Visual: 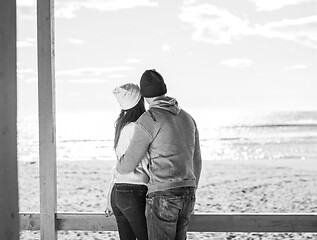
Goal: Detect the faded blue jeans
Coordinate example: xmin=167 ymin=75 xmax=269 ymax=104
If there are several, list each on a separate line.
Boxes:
xmin=111 ymin=183 xmax=148 ymax=240
xmin=145 ymin=187 xmax=196 ymax=240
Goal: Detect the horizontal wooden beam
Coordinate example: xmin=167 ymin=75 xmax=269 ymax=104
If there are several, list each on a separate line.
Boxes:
xmin=20 ymin=212 xmax=317 ymax=232
xmin=20 ymin=213 xmax=40 ymax=231
xmin=58 ymin=213 xmax=118 ymax=231
xmin=189 ymin=213 xmax=317 ymax=232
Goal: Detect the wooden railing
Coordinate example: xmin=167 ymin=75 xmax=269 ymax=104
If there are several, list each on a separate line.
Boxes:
xmin=20 ymin=212 xmax=317 ymax=232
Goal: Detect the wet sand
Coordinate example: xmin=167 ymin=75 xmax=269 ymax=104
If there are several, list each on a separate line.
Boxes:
xmin=19 ymin=159 xmax=317 ymax=239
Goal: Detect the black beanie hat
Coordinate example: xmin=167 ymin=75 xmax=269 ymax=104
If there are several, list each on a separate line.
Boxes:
xmin=140 ymin=69 xmax=167 ymax=98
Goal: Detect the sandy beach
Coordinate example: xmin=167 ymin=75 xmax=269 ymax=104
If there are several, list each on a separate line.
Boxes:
xmin=19 ymin=159 xmax=317 ymax=239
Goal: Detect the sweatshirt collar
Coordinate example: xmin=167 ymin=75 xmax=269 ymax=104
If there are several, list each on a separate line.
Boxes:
xmin=149 ymin=96 xmax=181 ymax=115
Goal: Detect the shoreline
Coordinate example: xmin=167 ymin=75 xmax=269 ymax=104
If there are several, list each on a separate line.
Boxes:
xmin=210 ymin=158 xmax=317 ymax=172
xmin=19 ymin=157 xmax=317 ymax=168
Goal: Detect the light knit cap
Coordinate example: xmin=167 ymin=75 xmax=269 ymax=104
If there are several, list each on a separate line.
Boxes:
xmin=113 ymin=83 xmax=141 ymax=110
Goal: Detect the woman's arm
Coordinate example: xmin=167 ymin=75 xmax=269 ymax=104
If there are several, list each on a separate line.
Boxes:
xmin=105 ymin=166 xmax=117 ymax=217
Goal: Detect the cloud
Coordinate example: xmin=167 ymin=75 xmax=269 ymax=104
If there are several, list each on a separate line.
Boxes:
xmin=25 ymin=78 xmax=38 ymax=83
xmin=68 ymin=91 xmax=81 ymax=96
xmin=56 ymin=66 xmax=135 ymax=77
xmin=55 ymin=0 xmax=158 ymax=19
xmin=284 ymin=64 xmax=307 ymax=70
xmin=68 ymin=78 xmax=107 ymax=84
xmin=17 ymin=0 xmax=158 ymax=19
xmin=17 ymin=38 xmax=36 ymax=48
xmin=18 ymin=66 xmax=134 ymax=83
xmin=56 ymin=66 xmax=135 ymax=83
xmin=126 ymin=58 xmax=141 ymax=63
xmin=255 ymin=15 xmax=317 ymax=49
xmin=17 ymin=41 xmax=34 ymax=48
xmin=77 ymin=0 xmax=158 ymax=11
xmin=67 ymin=38 xmax=85 ymax=45
xmin=17 ymin=68 xmax=36 ymax=83
xmin=220 ymin=58 xmax=253 ymax=68
xmin=108 ymin=74 xmax=125 ymax=78
xmin=56 ymin=4 xmax=80 ymax=19
xmin=161 ymin=43 xmax=170 ymax=51
xmin=248 ymin=0 xmax=314 ymax=11
xmin=179 ymin=4 xmax=251 ymax=44
xmin=179 ymin=3 xmax=317 ymax=49
xmin=17 ymin=0 xmax=36 ymax=19
xmin=17 ymin=0 xmax=35 ymax=7
xmin=18 ymin=68 xmax=35 ymax=74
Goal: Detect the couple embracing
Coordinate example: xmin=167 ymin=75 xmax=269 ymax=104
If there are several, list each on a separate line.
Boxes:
xmin=105 ymin=69 xmax=202 ymax=240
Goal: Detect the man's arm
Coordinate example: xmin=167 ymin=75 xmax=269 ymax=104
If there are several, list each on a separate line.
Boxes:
xmin=193 ymin=125 xmax=202 ymax=188
xmin=116 ymin=123 xmax=152 ymax=174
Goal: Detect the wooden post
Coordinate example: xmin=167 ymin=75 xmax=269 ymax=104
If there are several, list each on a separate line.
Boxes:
xmin=37 ymin=0 xmax=57 ymax=239
xmin=0 ymin=0 xmax=19 ymax=239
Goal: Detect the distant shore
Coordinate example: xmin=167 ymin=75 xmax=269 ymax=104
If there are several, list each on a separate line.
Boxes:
xmin=19 ymin=159 xmax=317 ymax=239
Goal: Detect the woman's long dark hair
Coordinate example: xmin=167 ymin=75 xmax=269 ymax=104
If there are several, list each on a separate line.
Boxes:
xmin=114 ymin=97 xmax=146 ymax=149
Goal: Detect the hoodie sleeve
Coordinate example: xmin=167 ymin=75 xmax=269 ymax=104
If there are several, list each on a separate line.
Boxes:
xmin=116 ymin=122 xmax=152 ymax=174
xmin=193 ymin=121 xmax=202 ymax=188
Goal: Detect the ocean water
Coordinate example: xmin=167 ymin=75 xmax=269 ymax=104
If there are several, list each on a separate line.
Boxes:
xmin=17 ymin=111 xmax=317 ymax=162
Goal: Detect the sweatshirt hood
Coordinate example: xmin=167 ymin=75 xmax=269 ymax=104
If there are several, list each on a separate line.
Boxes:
xmin=149 ymin=96 xmax=181 ymax=115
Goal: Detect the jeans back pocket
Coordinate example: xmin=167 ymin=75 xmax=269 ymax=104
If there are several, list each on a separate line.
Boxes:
xmin=155 ymin=196 xmax=182 ymax=223
xmin=115 ymin=189 xmax=133 ymax=211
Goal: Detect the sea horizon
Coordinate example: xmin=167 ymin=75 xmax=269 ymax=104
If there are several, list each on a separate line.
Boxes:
xmin=17 ymin=110 xmax=317 ymax=163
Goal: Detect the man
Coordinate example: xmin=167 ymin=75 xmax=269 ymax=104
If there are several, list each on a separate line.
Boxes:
xmin=116 ymin=69 xmax=202 ymax=240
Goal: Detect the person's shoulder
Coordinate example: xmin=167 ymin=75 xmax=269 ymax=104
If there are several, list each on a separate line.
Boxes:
xmin=179 ymin=108 xmax=194 ymax=118
xmin=124 ymin=122 xmax=136 ymax=129
xmin=179 ymin=109 xmax=198 ymax=125
xmin=136 ymin=111 xmax=158 ymax=135
xmin=121 ymin=122 xmax=136 ymax=135
xmin=137 ymin=111 xmax=155 ymax=124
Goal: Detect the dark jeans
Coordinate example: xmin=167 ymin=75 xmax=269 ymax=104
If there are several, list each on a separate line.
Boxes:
xmin=111 ymin=183 xmax=149 ymax=240
xmin=146 ymin=187 xmax=196 ymax=240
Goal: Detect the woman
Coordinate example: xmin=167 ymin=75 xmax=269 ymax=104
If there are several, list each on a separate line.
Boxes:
xmin=105 ymin=83 xmax=149 ymax=240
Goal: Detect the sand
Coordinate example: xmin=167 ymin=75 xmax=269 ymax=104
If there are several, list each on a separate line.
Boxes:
xmin=19 ymin=159 xmax=317 ymax=239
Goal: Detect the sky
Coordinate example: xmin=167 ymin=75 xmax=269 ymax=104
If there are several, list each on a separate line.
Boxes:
xmin=17 ymin=0 xmax=317 ymax=117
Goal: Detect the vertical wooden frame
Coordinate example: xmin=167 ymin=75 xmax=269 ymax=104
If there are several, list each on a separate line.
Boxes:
xmin=37 ymin=0 xmax=57 ymax=239
xmin=0 ymin=0 xmax=19 ymax=239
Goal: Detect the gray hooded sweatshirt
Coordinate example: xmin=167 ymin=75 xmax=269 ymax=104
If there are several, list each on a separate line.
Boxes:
xmin=116 ymin=96 xmax=202 ymax=193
